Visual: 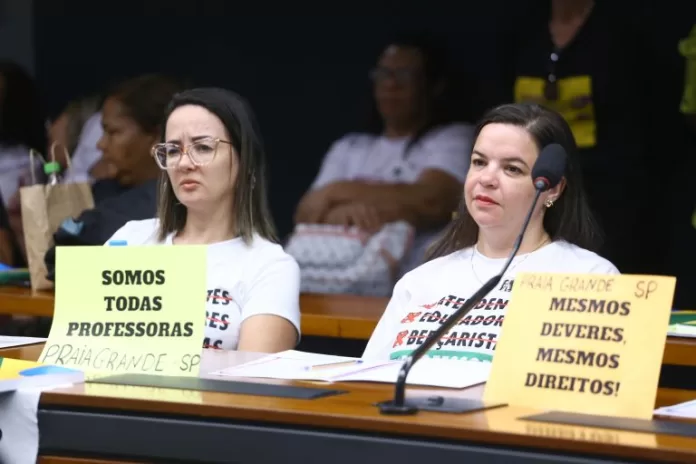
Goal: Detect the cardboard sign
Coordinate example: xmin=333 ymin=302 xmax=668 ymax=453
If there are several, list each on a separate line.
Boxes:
xmin=484 ymin=273 xmax=676 ymax=420
xmin=39 ymin=245 xmax=207 ymax=377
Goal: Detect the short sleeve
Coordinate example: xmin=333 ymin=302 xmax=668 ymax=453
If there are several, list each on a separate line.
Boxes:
xmin=103 ymin=219 xmax=159 ymax=245
xmin=418 ymin=124 xmax=475 ymax=183
xmin=362 ymin=276 xmax=410 ymax=360
xmin=240 ymin=253 xmax=302 ymax=339
xmin=588 ymin=259 xmax=621 ymax=275
xmin=310 ymin=135 xmax=358 ymax=189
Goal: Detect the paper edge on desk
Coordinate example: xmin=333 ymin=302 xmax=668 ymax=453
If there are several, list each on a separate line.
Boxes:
xmin=0 ymin=336 xmax=47 ymax=349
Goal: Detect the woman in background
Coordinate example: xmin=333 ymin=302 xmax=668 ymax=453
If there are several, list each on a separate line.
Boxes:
xmin=362 ymin=103 xmax=617 ymax=362
xmin=0 ymin=60 xmax=45 ymax=208
xmin=107 ymin=88 xmax=300 ymax=352
xmin=294 ymin=32 xmax=474 ymax=276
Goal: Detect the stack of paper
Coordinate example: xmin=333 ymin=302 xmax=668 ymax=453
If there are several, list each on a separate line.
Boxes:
xmin=210 ymin=350 xmax=491 ymax=389
xmin=0 ymin=336 xmax=46 ymax=350
xmin=654 ymin=399 xmax=696 ymax=419
xmin=667 ymin=311 xmax=696 ymax=338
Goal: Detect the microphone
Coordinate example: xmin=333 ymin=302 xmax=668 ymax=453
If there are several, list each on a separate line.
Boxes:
xmin=378 ymin=143 xmax=567 ymax=415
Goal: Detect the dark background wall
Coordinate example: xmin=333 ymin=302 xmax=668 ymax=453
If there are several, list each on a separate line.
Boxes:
xmin=31 ymin=2 xmax=508 ymax=239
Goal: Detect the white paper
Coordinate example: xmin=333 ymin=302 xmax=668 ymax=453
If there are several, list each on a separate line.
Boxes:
xmin=0 ymin=336 xmax=46 ymax=350
xmin=332 ymin=358 xmax=491 ymax=389
xmin=654 ymin=399 xmax=696 ymax=418
xmin=212 ymin=350 xmax=491 ymax=389
xmin=0 ymin=388 xmax=41 ymax=464
xmin=667 ymin=325 xmax=696 ymax=338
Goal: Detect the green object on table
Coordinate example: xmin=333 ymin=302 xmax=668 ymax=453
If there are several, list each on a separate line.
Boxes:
xmin=668 ymin=310 xmax=696 ymax=336
xmin=0 ymin=268 xmax=31 ymax=285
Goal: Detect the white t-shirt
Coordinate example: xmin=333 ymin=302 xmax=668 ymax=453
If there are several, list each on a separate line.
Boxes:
xmin=310 ymin=123 xmax=474 ymax=274
xmin=0 ymin=144 xmax=33 ymax=207
xmin=106 ymin=219 xmax=301 ymax=351
xmin=362 ymin=241 xmax=619 ymax=362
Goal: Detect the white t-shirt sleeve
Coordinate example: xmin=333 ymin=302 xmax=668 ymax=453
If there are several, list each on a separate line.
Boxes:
xmin=310 ymin=135 xmax=358 ymax=189
xmin=103 ymin=219 xmax=159 ymax=245
xmin=240 ymin=253 xmax=302 ymax=340
xmin=418 ymin=124 xmax=474 ymax=183
xmin=362 ymin=276 xmax=410 ymax=360
xmin=588 ymin=259 xmax=621 ymax=275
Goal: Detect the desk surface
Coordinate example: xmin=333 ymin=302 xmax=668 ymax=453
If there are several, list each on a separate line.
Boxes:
xmin=0 ymin=287 xmax=386 ymax=340
xmin=9 ymin=344 xmax=696 ymax=463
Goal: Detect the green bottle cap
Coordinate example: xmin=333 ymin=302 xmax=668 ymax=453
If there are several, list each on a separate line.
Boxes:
xmin=44 ymin=161 xmax=61 ymax=175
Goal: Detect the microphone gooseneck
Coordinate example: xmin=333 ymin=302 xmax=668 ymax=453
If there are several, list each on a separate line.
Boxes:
xmin=378 ymin=144 xmax=567 ymax=415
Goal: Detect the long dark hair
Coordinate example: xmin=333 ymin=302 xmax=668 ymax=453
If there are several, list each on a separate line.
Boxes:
xmin=427 ymin=103 xmax=602 ymax=260
xmin=157 ymin=87 xmax=277 ymax=244
xmin=363 ymin=31 xmax=458 ymax=154
xmin=0 ymin=61 xmax=45 ymax=152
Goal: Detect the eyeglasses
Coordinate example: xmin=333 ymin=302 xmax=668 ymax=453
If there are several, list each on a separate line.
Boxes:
xmin=151 ymin=137 xmax=232 ymax=169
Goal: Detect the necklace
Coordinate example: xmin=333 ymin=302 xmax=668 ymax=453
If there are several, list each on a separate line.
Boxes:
xmin=470 ymin=236 xmax=551 ymax=284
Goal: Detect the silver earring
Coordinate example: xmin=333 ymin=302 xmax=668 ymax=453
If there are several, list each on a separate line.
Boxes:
xmin=544 ymin=198 xmax=555 ymax=208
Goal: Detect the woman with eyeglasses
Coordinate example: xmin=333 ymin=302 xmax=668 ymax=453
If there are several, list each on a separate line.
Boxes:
xmin=106 ymin=88 xmax=300 ymax=352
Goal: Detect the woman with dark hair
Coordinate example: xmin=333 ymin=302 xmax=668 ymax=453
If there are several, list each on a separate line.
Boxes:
xmin=294 ymin=32 xmax=474 ymax=276
xmin=0 ymin=60 xmax=45 ymax=208
xmin=362 ymin=103 xmax=617 ymax=362
xmin=106 ymin=88 xmax=300 ymax=352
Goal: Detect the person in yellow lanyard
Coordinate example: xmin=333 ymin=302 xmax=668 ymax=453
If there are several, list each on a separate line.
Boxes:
xmin=679 ymin=25 xmax=696 ymax=229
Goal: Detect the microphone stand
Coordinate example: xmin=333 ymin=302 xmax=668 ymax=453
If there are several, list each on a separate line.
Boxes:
xmin=378 ymin=187 xmax=545 ymax=415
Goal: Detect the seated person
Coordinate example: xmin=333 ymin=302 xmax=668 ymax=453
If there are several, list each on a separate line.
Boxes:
xmin=362 ymin=103 xmax=618 ymax=361
xmin=294 ymin=32 xmax=474 ymax=275
xmin=0 ymin=191 xmax=14 ymax=266
xmin=44 ymin=74 xmax=184 ymax=280
xmin=0 ymin=60 xmax=46 ymax=208
xmin=106 ymin=87 xmax=300 ymax=353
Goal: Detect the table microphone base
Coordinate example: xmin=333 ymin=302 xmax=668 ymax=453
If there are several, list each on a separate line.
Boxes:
xmin=377 ymin=395 xmax=506 ymax=415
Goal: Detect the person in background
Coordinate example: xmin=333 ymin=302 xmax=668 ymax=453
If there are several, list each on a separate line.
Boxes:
xmin=362 ymin=103 xmax=617 ymax=362
xmin=6 ymin=95 xmax=104 ymax=260
xmin=50 ymin=95 xmax=104 ymax=184
xmin=294 ymin=32 xmax=474 ymax=275
xmin=0 ymin=192 xmax=14 ymax=266
xmin=0 ymin=61 xmax=46 ymax=208
xmin=44 ymin=74 xmax=184 ymax=280
xmin=107 ymin=88 xmax=300 ymax=352
xmin=488 ymin=0 xmax=669 ymax=277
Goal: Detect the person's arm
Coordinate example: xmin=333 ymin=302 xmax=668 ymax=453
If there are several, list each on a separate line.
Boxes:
xmin=237 ymin=255 xmax=301 ymax=353
xmin=320 ymin=125 xmax=472 ymax=230
xmin=294 ymin=136 xmax=354 ymax=224
xmin=322 ymin=169 xmax=462 ymax=230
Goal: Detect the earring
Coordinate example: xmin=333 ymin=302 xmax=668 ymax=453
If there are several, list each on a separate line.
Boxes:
xmin=544 ymin=198 xmax=555 ymax=208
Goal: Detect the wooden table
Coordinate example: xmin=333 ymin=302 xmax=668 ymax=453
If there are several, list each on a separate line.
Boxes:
xmin=0 ymin=287 xmax=386 ymax=340
xmin=4 ymin=344 xmax=696 ymax=463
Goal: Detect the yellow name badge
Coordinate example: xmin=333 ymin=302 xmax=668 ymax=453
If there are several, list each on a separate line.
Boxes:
xmin=39 ymin=245 xmax=207 ymax=377
xmin=484 ymin=273 xmax=676 ymax=420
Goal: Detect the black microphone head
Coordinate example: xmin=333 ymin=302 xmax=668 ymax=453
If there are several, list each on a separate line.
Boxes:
xmin=532 ymin=143 xmax=567 ymax=191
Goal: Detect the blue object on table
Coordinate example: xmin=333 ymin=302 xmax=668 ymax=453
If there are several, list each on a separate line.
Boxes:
xmin=60 ymin=217 xmax=84 ymax=235
xmin=108 ymin=240 xmax=128 ymax=246
xmin=0 ymin=263 xmax=13 ymax=271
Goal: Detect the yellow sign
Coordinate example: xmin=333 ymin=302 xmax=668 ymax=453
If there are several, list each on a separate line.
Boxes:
xmin=484 ymin=273 xmax=676 ymax=420
xmin=39 ymin=245 xmax=207 ymax=377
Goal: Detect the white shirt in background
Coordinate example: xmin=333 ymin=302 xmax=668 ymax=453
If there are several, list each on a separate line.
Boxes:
xmin=362 ymin=241 xmax=619 ymax=362
xmin=310 ymin=123 xmax=475 ymax=275
xmin=0 ymin=145 xmax=33 ymax=207
xmin=106 ymin=219 xmax=302 ymax=350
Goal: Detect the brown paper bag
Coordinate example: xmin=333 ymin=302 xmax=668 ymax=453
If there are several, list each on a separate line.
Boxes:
xmin=20 ymin=145 xmax=95 ymax=290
